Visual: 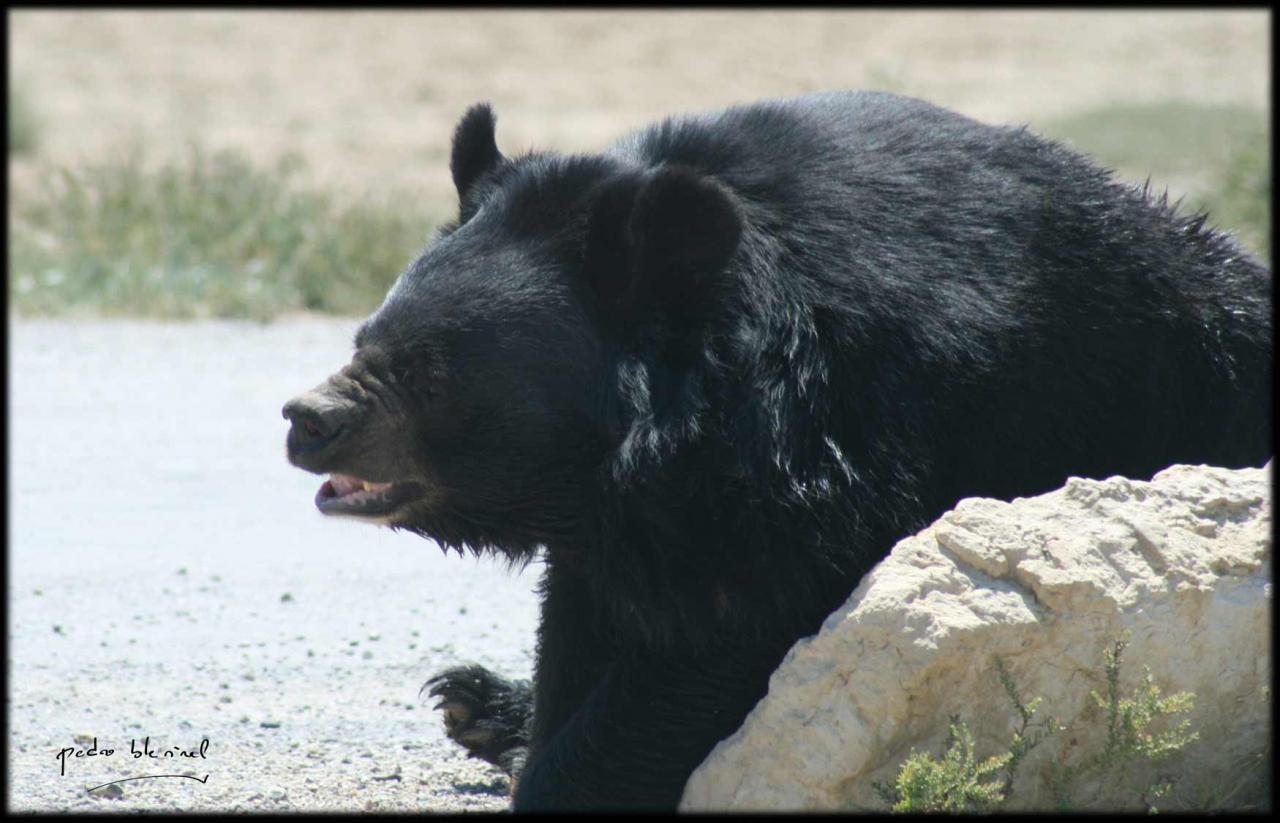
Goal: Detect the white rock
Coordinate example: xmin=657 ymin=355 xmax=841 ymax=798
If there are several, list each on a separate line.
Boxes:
xmin=681 ymin=463 xmax=1271 ymax=812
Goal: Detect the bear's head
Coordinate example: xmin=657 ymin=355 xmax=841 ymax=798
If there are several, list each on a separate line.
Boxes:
xmin=283 ymin=103 xmax=744 ymax=559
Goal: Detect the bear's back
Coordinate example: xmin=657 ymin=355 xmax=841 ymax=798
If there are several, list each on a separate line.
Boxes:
xmin=609 ymin=90 xmax=1057 ymax=208
xmin=611 ymin=90 xmax=1270 ymax=499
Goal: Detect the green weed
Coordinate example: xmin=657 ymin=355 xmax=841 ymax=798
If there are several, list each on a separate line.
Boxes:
xmin=1041 ymin=101 xmax=1270 ymax=261
xmin=873 ymin=718 xmax=1011 ymax=812
xmin=876 ymin=636 xmax=1200 ymax=813
xmin=1049 ymin=636 xmax=1199 ymax=812
xmin=8 ymin=80 xmax=39 ymax=155
xmin=9 ymin=147 xmax=441 ymax=320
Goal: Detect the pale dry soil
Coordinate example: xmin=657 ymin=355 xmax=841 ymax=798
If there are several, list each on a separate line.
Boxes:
xmin=9 ymin=10 xmax=1269 ymax=206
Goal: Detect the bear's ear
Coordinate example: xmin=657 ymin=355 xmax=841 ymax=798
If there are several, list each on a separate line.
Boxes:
xmin=450 ymin=103 xmax=504 ymax=201
xmin=584 ymin=165 xmax=743 ymax=332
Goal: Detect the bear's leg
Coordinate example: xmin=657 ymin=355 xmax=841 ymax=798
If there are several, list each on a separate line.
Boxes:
xmin=425 ymin=564 xmax=616 ymax=783
xmin=526 ymin=560 xmax=616 ymax=749
xmin=423 ymin=664 xmax=532 ymax=775
xmin=512 ymin=642 xmax=790 ymax=811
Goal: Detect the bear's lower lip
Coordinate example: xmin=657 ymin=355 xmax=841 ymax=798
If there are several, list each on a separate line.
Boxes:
xmin=315 ymin=473 xmax=424 ymax=518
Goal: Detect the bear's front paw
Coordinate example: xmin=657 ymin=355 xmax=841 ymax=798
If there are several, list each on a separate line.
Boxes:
xmin=423 ymin=664 xmax=531 ymax=775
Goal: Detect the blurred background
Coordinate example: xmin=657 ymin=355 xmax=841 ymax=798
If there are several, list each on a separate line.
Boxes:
xmin=7 ymin=9 xmax=1270 ymax=813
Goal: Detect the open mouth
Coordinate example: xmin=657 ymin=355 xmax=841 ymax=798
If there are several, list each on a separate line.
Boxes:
xmin=315 ymin=473 xmax=424 ymax=519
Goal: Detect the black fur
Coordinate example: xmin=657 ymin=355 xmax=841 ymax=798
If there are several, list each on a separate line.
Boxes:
xmin=450 ymin=102 xmax=504 ymax=206
xmin=583 ymin=165 xmax=743 ymax=336
xmin=340 ymin=92 xmax=1269 ymax=810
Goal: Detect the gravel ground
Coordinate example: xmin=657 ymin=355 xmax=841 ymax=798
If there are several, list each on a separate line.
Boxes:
xmin=8 ymin=318 xmax=540 ymax=812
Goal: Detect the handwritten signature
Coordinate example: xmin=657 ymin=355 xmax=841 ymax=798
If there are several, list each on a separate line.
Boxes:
xmin=57 ymin=737 xmax=211 ymax=786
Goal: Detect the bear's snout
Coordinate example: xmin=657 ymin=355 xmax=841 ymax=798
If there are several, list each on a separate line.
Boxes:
xmin=282 ymin=391 xmax=349 ymax=467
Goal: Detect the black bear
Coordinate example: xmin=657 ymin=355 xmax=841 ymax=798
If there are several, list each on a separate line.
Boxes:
xmin=283 ymin=91 xmax=1271 ymax=811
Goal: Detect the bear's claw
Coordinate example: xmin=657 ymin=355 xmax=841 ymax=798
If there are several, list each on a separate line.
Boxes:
xmin=424 ymin=664 xmax=532 ymax=775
